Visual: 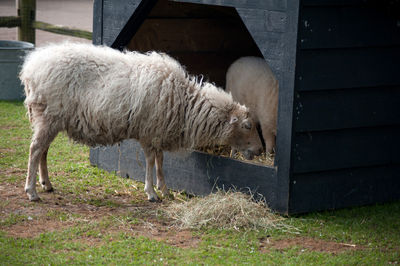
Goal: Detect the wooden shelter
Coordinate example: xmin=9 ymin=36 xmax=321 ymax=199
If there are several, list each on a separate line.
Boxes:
xmin=90 ymin=0 xmax=400 ymax=214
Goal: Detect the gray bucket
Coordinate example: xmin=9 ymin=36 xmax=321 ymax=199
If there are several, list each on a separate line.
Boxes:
xmin=0 ymin=40 xmax=34 ymax=100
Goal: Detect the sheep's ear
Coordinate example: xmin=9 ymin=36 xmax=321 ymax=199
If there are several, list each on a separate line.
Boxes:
xmin=229 ymin=115 xmax=238 ymax=124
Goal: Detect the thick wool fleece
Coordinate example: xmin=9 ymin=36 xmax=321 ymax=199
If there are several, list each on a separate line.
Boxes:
xmin=21 ymin=42 xmax=246 ymax=151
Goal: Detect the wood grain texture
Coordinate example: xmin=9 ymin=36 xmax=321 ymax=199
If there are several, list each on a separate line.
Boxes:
xmin=93 ymin=0 xmax=103 ymax=45
xmin=299 ymin=6 xmax=400 ymax=49
xmin=296 ymin=47 xmax=400 ymax=91
xmin=102 ymin=0 xmax=141 ymax=46
xmin=294 ymin=86 xmax=400 ymax=132
xmin=290 ymin=164 xmax=400 ymax=213
xmin=293 ymin=126 xmax=400 ymax=173
xmin=171 ymin=0 xmax=287 ymax=11
xmin=149 ymin=0 xmax=237 ymax=18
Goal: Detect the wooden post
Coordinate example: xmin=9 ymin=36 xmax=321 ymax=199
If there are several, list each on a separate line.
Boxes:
xmin=32 ymin=21 xmax=92 ymax=40
xmin=17 ymin=0 xmax=36 ymax=44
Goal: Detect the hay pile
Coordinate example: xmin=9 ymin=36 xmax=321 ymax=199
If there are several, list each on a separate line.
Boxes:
xmin=165 ymin=190 xmax=291 ymax=232
xmin=231 ymin=150 xmax=274 ymax=166
xmin=197 ymin=145 xmax=274 ymax=166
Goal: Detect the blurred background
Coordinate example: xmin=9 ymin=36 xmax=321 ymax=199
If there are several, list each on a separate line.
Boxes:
xmin=0 ymin=0 xmax=92 ymax=46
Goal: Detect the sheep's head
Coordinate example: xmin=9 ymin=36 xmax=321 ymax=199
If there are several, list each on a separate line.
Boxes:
xmin=228 ymin=106 xmax=263 ymax=160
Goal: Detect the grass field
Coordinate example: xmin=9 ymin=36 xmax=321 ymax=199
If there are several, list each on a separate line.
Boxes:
xmin=1 ymin=101 xmax=399 ymax=265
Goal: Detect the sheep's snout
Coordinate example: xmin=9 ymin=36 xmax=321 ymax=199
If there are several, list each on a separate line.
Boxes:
xmin=243 ymin=150 xmax=255 ymax=160
xmin=255 ymin=147 xmax=263 ymax=156
xmin=242 ymin=147 xmax=263 ymax=160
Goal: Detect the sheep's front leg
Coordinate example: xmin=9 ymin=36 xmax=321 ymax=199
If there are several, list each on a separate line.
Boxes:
xmin=155 ymin=150 xmax=171 ymax=199
xmin=142 ymin=147 xmax=159 ymax=202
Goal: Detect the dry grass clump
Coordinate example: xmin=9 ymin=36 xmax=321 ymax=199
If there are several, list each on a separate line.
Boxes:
xmin=231 ymin=150 xmax=274 ymax=166
xmin=165 ymin=190 xmax=293 ymax=232
xmin=197 ymin=145 xmax=274 ymax=166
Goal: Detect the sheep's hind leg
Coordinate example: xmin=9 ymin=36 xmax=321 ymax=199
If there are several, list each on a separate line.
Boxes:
xmin=155 ymin=150 xmax=172 ymax=199
xmin=39 ymin=147 xmax=53 ymax=192
xmin=142 ymin=146 xmax=160 ymax=202
xmin=25 ymin=125 xmax=57 ymax=201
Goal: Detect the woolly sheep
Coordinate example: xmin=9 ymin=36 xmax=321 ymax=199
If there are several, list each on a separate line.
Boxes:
xmin=226 ymin=56 xmax=279 ymax=154
xmin=20 ymin=43 xmax=263 ymax=202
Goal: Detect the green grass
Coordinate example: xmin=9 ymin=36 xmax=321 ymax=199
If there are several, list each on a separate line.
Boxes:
xmin=0 ymin=213 xmax=30 ymax=227
xmin=292 ymin=203 xmax=400 ymax=249
xmin=1 ymin=100 xmax=399 ymax=265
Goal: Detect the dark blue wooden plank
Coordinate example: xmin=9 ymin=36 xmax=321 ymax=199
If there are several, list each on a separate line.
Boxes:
xmin=102 ymin=0 xmax=141 ymax=46
xmin=89 ymin=146 xmax=99 ymax=166
xmin=235 ymin=8 xmax=288 ymax=81
xmin=236 ymin=8 xmax=287 ymax=33
xmin=148 ymin=0 xmax=238 ymax=18
xmin=296 ymin=47 xmax=400 ymax=91
xmin=290 ymin=165 xmax=400 ymax=213
xmin=92 ymin=0 xmax=103 ymax=45
xmin=172 ymin=0 xmax=287 ymax=11
xmin=299 ymin=6 xmax=400 ymax=49
xmin=250 ymin=32 xmax=285 ymax=60
xmin=89 ymin=145 xmax=119 ymax=173
xmin=293 ymin=126 xmax=400 ymax=173
xmin=294 ymin=86 xmax=400 ymax=132
xmin=235 ymin=8 xmax=288 ymax=77
xmin=302 ymin=0 xmax=400 ymax=7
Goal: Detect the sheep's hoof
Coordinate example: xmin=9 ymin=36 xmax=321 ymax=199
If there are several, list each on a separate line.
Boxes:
xmin=26 ymin=188 xmax=41 ymax=201
xmin=28 ymin=195 xmax=41 ymax=202
xmin=44 ymin=187 xmax=54 ymax=193
xmin=148 ymin=197 xmax=162 ymax=203
xmin=41 ymin=182 xmax=54 ymax=192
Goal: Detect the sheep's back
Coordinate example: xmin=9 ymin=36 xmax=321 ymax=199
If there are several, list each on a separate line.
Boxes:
xmin=21 ymin=43 xmax=187 ymax=148
xmin=226 ymin=57 xmax=278 ymax=127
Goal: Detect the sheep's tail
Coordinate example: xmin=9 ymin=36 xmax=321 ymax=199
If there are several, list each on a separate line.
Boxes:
xmin=19 ymin=64 xmax=34 ymax=123
xmin=22 ymin=79 xmax=29 ymax=99
xmin=20 ymin=53 xmax=36 ymax=123
xmin=21 ymin=80 xmax=33 ymax=123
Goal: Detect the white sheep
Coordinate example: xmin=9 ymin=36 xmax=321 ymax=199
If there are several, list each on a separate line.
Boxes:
xmin=20 ymin=42 xmax=263 ymax=202
xmin=226 ymin=56 xmax=279 ymax=154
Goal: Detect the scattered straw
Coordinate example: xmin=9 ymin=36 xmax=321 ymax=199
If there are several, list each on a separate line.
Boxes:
xmin=197 ymin=145 xmax=274 ymax=166
xmin=164 ymin=190 xmax=296 ymax=232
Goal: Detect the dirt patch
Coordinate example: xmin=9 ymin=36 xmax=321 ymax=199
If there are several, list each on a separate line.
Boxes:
xmin=129 ymin=224 xmax=201 ymax=249
xmin=6 ymin=219 xmax=76 ymax=238
xmin=0 ymin=168 xmax=25 ymax=177
xmin=0 ymin=147 xmax=16 ymax=154
xmin=0 ymin=181 xmax=200 ymax=248
xmin=260 ymin=236 xmax=363 ymax=254
xmin=0 ymin=125 xmax=20 ymax=130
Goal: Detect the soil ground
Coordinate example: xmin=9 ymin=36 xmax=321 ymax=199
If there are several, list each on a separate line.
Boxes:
xmin=0 ymin=179 xmax=362 ymax=254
